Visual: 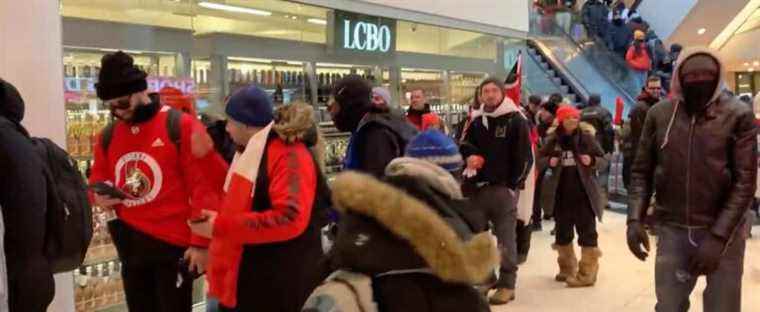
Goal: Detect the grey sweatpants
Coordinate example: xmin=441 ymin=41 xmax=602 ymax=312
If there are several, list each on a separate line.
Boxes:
xmin=473 ymin=185 xmax=518 ymax=289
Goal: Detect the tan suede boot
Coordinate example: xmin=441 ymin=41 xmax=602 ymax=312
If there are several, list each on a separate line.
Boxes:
xmin=488 ymin=288 xmax=516 ymax=305
xmin=552 ymin=244 xmax=578 ymax=282
xmin=566 ymin=247 xmax=602 ymax=287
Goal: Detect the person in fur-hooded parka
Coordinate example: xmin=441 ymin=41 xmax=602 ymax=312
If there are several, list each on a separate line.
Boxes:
xmin=326 ymin=166 xmax=499 ymax=312
xmin=537 ymin=105 xmax=605 ymax=288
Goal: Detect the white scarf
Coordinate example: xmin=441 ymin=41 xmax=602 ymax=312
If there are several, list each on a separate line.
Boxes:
xmin=481 ymin=97 xmax=521 ymax=129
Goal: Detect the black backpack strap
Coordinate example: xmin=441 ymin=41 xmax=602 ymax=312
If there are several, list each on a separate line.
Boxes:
xmin=166 ymin=108 xmax=182 ymax=152
xmin=101 ymin=121 xmax=117 ymax=153
xmin=101 ymin=109 xmax=182 ymax=154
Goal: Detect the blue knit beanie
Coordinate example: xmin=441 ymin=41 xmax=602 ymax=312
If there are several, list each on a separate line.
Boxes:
xmin=405 ymin=130 xmax=464 ymax=172
xmin=225 ymin=85 xmax=273 ymax=127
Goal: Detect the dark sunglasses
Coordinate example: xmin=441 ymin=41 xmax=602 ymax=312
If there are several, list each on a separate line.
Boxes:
xmin=106 ymin=94 xmax=133 ymax=110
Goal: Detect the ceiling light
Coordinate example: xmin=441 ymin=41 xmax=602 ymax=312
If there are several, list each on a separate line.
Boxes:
xmin=307 ymin=18 xmax=327 ymax=25
xmin=697 ymin=28 xmax=707 ymax=35
xmin=198 ymin=2 xmax=272 ymax=16
xmin=754 ymin=61 xmax=760 ymax=66
xmin=744 ymin=62 xmax=750 ymax=66
xmin=750 ymin=68 xmax=756 ymax=72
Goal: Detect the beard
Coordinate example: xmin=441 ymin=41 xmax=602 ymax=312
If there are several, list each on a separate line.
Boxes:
xmin=111 ymin=93 xmax=161 ymax=124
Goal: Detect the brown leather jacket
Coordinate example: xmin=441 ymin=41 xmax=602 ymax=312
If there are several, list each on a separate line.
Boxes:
xmin=628 ymin=49 xmax=758 ymax=240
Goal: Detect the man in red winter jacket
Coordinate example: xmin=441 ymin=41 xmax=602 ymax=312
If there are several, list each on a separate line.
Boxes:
xmin=89 ymin=51 xmax=228 ymax=311
xmin=189 ymin=86 xmax=327 ymax=311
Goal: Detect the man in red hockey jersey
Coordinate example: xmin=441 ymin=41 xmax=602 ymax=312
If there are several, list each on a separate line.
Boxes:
xmin=89 ymin=51 xmax=228 ymax=311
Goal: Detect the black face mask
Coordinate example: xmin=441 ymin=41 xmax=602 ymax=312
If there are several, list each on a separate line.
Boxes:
xmin=333 ymin=103 xmax=370 ymax=133
xmin=613 ymin=19 xmax=624 ymax=26
xmin=681 ymin=80 xmax=717 ymax=115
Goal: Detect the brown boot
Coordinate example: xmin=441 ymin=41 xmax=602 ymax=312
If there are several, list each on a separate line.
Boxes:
xmin=566 ymin=247 xmax=602 ymax=287
xmin=552 ymin=244 xmax=578 ymax=282
xmin=488 ymin=288 xmax=516 ymax=305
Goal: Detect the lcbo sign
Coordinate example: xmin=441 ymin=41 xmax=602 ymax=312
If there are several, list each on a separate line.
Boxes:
xmin=335 ymin=11 xmax=396 ymax=54
xmin=343 ymin=20 xmax=392 ymax=52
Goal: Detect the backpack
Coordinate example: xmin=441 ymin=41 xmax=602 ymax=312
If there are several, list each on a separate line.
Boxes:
xmin=31 ymin=138 xmax=94 ymax=273
xmin=302 ymin=271 xmax=378 ymax=312
xmin=101 ymin=108 xmax=182 ymax=153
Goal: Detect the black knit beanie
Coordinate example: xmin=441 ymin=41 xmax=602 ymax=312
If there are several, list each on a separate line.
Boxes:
xmin=331 ymin=75 xmax=372 ymax=132
xmin=96 ymin=51 xmax=148 ymax=101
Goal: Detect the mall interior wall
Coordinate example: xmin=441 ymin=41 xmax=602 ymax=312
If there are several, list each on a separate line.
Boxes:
xmin=636 ymin=0 xmax=698 ymax=40
xmin=294 ymin=0 xmax=528 ymax=37
xmin=0 ymin=0 xmax=74 ymax=310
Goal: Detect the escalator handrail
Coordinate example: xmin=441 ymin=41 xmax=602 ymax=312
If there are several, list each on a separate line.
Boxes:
xmin=523 ymin=45 xmax=572 ymax=96
xmin=527 ymin=39 xmax=591 ymax=104
xmin=531 ymin=10 xmax=638 ymax=105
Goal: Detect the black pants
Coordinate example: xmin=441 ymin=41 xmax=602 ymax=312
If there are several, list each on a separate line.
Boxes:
xmin=516 ymin=219 xmax=532 ymax=259
xmin=7 ymin=262 xmax=55 ymax=312
xmin=531 ymin=169 xmax=547 ymax=224
xmin=622 ymin=155 xmax=633 ymax=190
xmin=554 ymin=188 xmax=599 ymax=247
xmin=108 ymin=220 xmax=193 ymax=312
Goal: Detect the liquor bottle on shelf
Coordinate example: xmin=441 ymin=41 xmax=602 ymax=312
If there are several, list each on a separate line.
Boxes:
xmin=304 ymin=75 xmax=312 ymax=103
xmin=273 ymin=84 xmax=284 ymax=104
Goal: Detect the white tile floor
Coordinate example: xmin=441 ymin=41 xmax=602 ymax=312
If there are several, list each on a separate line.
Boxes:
xmin=492 ymin=212 xmax=760 ymax=312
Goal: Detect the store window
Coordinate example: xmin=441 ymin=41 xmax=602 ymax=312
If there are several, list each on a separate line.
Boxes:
xmin=736 ymin=72 xmax=755 ymax=98
xmin=396 ymin=21 xmax=500 ymax=60
xmin=60 ymin=1 xmax=525 ymax=310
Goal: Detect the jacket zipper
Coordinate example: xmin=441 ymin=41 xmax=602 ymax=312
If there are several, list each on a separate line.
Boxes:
xmin=686 ymin=116 xmax=697 ymax=246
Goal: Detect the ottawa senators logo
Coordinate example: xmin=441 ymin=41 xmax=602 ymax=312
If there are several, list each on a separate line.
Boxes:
xmin=115 ymin=152 xmax=163 ymax=207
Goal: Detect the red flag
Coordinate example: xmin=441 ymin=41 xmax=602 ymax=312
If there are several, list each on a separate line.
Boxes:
xmin=614 ymin=96 xmax=624 ymax=126
xmin=504 ymin=52 xmax=522 ymax=106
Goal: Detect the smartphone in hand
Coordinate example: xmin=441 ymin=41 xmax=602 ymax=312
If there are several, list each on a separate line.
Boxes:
xmin=89 ymin=182 xmax=130 ymax=200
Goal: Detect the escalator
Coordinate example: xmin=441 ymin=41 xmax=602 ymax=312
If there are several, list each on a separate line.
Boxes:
xmin=527 ymin=9 xmax=640 ymax=114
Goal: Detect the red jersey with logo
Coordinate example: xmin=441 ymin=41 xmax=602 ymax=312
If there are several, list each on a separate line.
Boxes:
xmin=89 ymin=106 xmax=228 ymax=247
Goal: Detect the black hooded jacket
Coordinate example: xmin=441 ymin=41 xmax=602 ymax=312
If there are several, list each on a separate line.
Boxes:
xmin=0 ymin=79 xmax=55 ymax=309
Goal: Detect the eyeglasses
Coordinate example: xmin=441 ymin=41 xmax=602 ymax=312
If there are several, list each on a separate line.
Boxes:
xmin=106 ymin=94 xmax=133 ymax=110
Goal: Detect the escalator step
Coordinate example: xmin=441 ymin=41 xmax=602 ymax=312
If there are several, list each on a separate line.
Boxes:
xmin=560 ymin=85 xmax=569 ymax=93
xmin=552 ymin=77 xmax=562 ymax=85
xmin=547 ymin=70 xmax=556 ymax=77
xmin=541 ymin=63 xmax=550 ymax=70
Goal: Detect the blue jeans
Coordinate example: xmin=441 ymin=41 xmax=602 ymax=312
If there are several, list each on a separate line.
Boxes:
xmin=633 ymin=70 xmax=648 ymax=94
xmin=655 ymin=225 xmax=746 ymax=312
xmin=206 ymin=298 xmax=219 ymax=312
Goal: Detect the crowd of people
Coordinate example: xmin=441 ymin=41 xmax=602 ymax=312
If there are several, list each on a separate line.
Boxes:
xmin=535 ymin=0 xmax=683 ymax=94
xmin=0 ymin=46 xmax=758 ymax=312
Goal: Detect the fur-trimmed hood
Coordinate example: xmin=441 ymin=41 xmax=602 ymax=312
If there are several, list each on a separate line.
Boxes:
xmin=546 ymin=120 xmax=597 ymax=136
xmin=330 ymin=171 xmax=500 ymax=284
xmin=385 ymin=157 xmax=463 ymax=200
xmin=272 ymin=103 xmax=324 ymax=167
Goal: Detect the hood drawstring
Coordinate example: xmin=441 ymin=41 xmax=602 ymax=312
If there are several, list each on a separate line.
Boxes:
xmin=660 ymin=100 xmax=680 ymax=150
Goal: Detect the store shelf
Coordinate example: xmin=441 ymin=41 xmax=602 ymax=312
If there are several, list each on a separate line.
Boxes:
xmin=94 ymin=302 xmax=126 ymax=312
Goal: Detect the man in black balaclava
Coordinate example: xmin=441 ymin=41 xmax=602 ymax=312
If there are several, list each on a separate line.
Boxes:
xmin=626 ymin=49 xmax=757 ymax=312
xmin=330 ymin=74 xmax=417 ymax=177
xmin=0 ymin=79 xmax=55 ymax=312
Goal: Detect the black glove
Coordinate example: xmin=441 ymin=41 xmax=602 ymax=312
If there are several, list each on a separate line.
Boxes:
xmin=626 ymin=222 xmax=650 ymax=261
xmin=689 ymin=234 xmax=726 ymax=276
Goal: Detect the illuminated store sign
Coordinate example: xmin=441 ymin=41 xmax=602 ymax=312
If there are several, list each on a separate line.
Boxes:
xmin=64 ymin=77 xmax=196 ymax=95
xmin=335 ymin=11 xmax=396 ymax=54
